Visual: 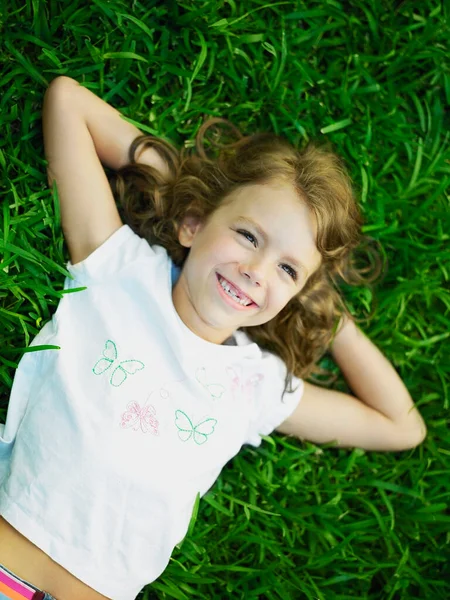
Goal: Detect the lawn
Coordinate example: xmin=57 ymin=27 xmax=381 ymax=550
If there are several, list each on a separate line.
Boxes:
xmin=0 ymin=1 xmax=449 ymax=599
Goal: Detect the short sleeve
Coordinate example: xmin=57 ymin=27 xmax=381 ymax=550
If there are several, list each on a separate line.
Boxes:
xmin=244 ymin=352 xmax=304 ymax=448
xmin=64 ymin=225 xmax=155 ymax=287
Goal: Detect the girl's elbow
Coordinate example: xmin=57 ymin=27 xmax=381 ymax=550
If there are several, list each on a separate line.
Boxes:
xmin=417 ymin=422 xmax=427 ymax=446
xmin=406 ymin=403 xmax=427 ymax=448
xmin=394 ymin=412 xmax=427 ymax=450
xmin=45 ymin=76 xmax=77 ymax=97
xmin=407 ymin=419 xmax=427 ymax=449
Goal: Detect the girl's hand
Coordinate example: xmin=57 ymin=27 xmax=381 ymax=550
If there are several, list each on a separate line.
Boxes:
xmin=135 ymin=145 xmax=171 ymax=178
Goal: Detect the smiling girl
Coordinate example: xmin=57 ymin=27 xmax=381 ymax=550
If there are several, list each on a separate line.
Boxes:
xmin=0 ymin=76 xmax=426 ymax=600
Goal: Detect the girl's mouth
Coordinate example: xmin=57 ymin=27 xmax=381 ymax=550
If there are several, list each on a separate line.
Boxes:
xmin=216 ymin=273 xmax=257 ymax=309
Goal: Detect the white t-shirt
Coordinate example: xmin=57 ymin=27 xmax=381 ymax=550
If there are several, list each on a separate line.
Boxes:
xmin=0 ymin=225 xmax=303 ymax=600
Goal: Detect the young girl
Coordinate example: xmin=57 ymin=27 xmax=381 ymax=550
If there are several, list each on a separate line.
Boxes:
xmin=0 ymin=76 xmax=426 ymax=600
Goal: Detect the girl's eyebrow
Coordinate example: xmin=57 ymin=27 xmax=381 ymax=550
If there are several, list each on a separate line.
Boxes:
xmin=236 ymin=216 xmax=308 ymax=275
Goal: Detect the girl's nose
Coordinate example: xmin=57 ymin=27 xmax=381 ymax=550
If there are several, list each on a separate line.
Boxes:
xmin=239 ymin=262 xmax=266 ymax=287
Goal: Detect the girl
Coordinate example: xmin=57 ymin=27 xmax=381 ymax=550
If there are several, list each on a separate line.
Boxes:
xmin=0 ymin=76 xmax=426 ymax=600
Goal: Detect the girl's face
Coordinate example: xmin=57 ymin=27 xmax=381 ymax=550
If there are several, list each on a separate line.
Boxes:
xmin=172 ymin=181 xmax=321 ymax=344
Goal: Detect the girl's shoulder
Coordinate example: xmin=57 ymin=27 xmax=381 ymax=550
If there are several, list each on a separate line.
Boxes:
xmin=65 ymin=225 xmax=169 ymax=287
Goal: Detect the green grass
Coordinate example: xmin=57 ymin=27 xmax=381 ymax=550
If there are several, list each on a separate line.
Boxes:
xmin=1 ymin=1 xmax=449 ymax=598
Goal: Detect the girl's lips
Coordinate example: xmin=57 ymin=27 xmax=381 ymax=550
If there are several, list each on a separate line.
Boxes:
xmin=215 ymin=273 xmax=258 ymax=308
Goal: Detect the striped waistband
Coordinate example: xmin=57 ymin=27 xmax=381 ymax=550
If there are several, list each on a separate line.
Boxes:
xmin=0 ymin=565 xmax=45 ymax=600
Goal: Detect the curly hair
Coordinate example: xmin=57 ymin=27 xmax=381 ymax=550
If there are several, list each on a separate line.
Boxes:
xmin=109 ymin=118 xmax=378 ymax=388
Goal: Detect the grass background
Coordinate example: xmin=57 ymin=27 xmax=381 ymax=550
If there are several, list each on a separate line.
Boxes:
xmin=0 ymin=0 xmax=449 ymax=599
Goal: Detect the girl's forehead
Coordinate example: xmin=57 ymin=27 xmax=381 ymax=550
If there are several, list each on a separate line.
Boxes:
xmin=220 ymin=181 xmax=310 ymax=222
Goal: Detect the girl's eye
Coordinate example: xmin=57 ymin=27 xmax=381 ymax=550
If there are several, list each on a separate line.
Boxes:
xmin=281 ymin=264 xmax=298 ymax=281
xmin=237 ymin=229 xmax=258 ymax=247
xmin=237 ymin=229 xmax=298 ymax=281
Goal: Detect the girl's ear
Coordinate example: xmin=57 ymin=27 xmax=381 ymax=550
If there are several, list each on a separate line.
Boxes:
xmin=178 ymin=215 xmax=203 ymax=248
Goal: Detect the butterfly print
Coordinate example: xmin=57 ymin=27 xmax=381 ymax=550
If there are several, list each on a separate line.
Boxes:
xmin=174 ymin=409 xmax=217 ymax=445
xmin=120 ymin=401 xmax=159 ymax=434
xmin=195 ymin=367 xmax=225 ymax=400
xmin=226 ymin=366 xmax=264 ymax=402
xmin=92 ymin=339 xmax=145 ymax=387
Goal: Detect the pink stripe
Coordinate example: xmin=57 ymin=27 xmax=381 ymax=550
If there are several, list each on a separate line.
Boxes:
xmin=0 ymin=567 xmax=35 ymax=598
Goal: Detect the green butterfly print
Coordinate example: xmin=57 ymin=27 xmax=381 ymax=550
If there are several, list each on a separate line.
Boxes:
xmin=175 ymin=410 xmax=217 ymax=445
xmin=92 ymin=339 xmax=145 ymax=387
xmin=195 ymin=367 xmax=225 ymax=400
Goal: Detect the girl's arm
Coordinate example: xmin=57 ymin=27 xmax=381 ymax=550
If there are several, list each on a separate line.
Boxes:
xmin=42 ymin=76 xmax=167 ymax=265
xmin=276 ymin=318 xmax=426 ymax=451
xmin=329 ymin=318 xmax=422 ymax=425
xmin=44 ymin=76 xmax=168 ymax=173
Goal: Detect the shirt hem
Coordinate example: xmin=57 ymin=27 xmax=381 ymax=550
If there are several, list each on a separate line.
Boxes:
xmin=0 ymin=500 xmax=145 ymax=600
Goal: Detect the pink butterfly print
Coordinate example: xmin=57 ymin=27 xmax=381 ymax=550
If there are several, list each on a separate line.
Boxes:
xmin=120 ymin=401 xmax=159 ymax=435
xmin=226 ymin=367 xmax=264 ymax=402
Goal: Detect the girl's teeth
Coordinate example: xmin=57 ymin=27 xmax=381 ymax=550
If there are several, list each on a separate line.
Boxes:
xmin=219 ymin=278 xmax=251 ymax=306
